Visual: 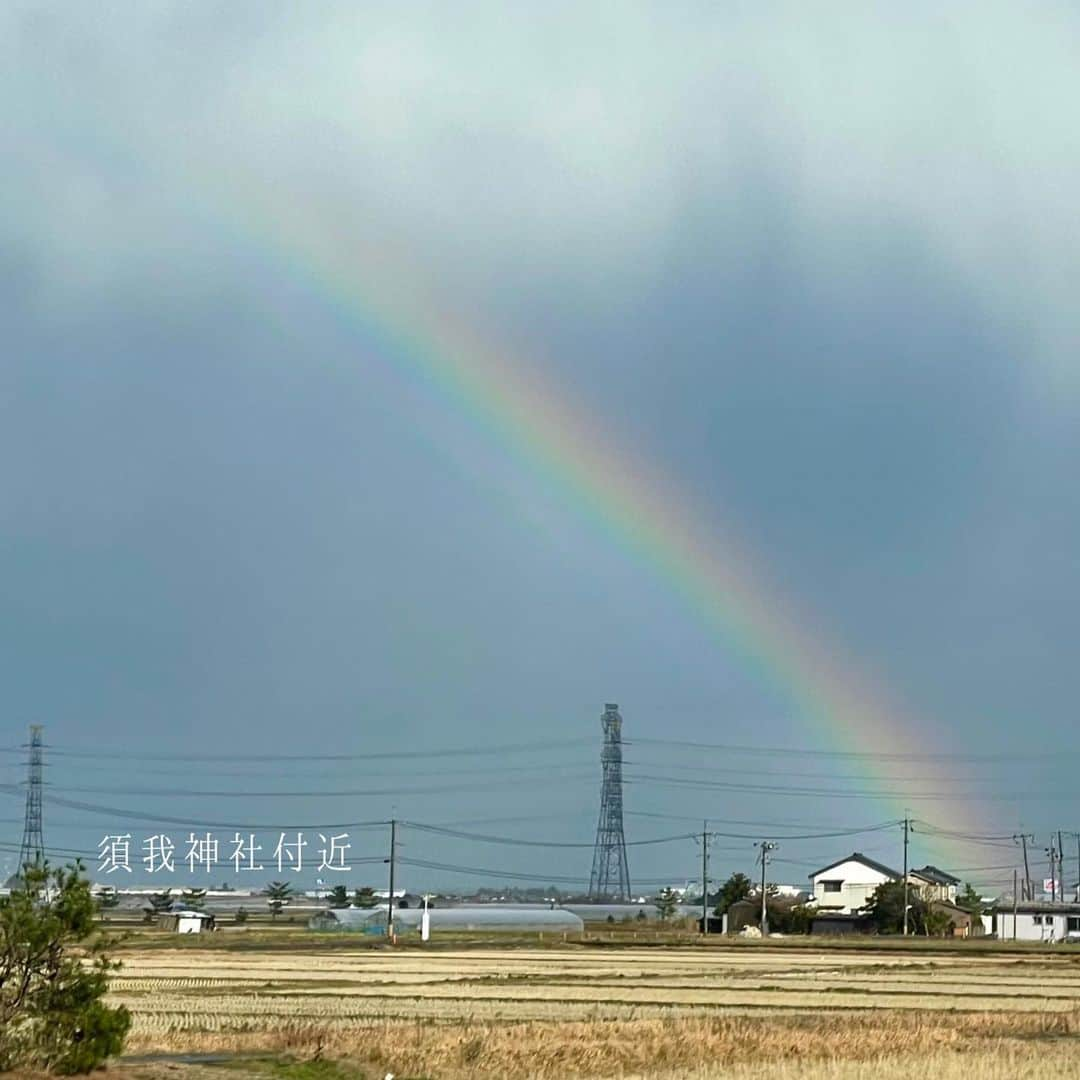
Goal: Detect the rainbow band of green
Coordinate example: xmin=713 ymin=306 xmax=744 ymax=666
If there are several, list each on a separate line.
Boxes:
xmin=197 ymin=179 xmax=984 ymax=868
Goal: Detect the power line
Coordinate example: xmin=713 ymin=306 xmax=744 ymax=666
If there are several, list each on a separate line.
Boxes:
xmin=44 ymin=737 xmax=595 ymax=763
xmin=627 ymin=736 xmax=1063 ymax=763
xmin=623 ymin=758 xmax=1016 ymax=785
xmin=30 ymin=760 xmax=592 ymax=782
xmin=0 ymin=789 xmax=392 ymax=831
xmin=397 ymin=855 xmax=688 ymax=888
xmin=402 ymin=821 xmax=695 ymax=849
xmin=13 ymin=772 xmax=594 ymax=800
xmin=625 ymin=772 xmax=1078 ymax=802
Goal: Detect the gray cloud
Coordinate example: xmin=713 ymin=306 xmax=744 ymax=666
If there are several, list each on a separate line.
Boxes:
xmin=2 ymin=3 xmax=1078 ymax=888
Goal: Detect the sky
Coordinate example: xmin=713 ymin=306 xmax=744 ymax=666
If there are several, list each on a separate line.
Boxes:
xmin=2 ymin=3 xmax=1080 ymax=896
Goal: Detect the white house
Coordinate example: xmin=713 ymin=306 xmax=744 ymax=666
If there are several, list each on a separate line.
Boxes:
xmin=809 ymin=853 xmax=904 ymax=914
xmin=987 ymin=903 xmax=1080 ymax=943
xmin=810 ymin=853 xmax=966 ymax=916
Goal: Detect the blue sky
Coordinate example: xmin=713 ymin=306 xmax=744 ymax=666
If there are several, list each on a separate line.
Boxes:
xmin=2 ymin=3 xmax=1079 ymax=894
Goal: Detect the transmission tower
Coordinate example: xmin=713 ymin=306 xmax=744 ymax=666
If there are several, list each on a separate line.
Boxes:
xmin=589 ymin=703 xmax=631 ymax=900
xmin=17 ymin=724 xmax=45 ymax=874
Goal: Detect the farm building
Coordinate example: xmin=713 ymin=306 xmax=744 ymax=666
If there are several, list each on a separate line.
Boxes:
xmin=157 ymin=910 xmax=216 ymax=934
xmin=310 ymin=905 xmax=585 ymax=935
xmin=721 ymin=894 xmax=812 ymax=935
xmin=811 ymin=912 xmax=873 ymax=935
xmin=927 ymin=899 xmax=979 ymax=937
xmin=986 ymin=902 xmax=1080 ymax=943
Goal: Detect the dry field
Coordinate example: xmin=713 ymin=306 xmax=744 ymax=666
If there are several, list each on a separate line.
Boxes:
xmin=107 ymin=942 xmax=1080 ymax=1078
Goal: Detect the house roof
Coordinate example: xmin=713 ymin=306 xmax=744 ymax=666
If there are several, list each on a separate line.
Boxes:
xmin=808 ymin=852 xmax=902 ymax=881
xmin=914 ymin=865 xmax=962 ymax=886
xmin=994 ymin=901 xmax=1080 ymax=915
xmin=928 ymin=899 xmax=972 ymax=917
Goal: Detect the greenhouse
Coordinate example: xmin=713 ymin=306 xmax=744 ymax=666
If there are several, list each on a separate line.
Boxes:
xmin=309 ymin=904 xmax=585 ymax=934
xmin=564 ymin=903 xmax=660 ymax=923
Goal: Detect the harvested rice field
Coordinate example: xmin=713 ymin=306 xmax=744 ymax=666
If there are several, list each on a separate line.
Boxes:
xmin=106 ymin=941 xmax=1080 ymax=1078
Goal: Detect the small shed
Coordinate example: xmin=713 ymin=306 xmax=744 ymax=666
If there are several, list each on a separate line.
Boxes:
xmin=725 ymin=899 xmax=761 ymax=934
xmin=929 ymin=899 xmax=978 ymax=937
xmin=158 ymin=910 xmax=216 ymax=934
xmin=810 ymin=912 xmax=873 ymax=935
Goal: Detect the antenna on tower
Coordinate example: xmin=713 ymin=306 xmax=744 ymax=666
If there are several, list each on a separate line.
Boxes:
xmin=17 ymin=724 xmax=45 ymax=876
xmin=589 ymin=704 xmax=631 ymax=901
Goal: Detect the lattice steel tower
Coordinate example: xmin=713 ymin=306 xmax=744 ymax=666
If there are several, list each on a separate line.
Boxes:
xmin=589 ymin=704 xmax=631 ymax=900
xmin=18 ymin=724 xmax=45 ymax=872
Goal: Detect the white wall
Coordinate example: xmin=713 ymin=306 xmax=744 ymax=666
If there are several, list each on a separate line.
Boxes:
xmin=915 ymin=881 xmax=958 ymax=903
xmin=811 ymin=860 xmax=895 ymax=914
xmin=991 ymin=911 xmax=1080 ymax=942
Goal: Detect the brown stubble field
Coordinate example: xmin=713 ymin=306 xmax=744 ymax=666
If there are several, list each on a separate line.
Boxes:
xmin=106 ymin=941 xmax=1080 ymax=1078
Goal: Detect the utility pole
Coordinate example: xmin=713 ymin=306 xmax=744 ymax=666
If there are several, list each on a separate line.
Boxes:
xmin=1045 ymin=839 xmax=1058 ymax=903
xmin=756 ymin=841 xmax=777 ymax=935
xmin=1058 ymin=830 xmax=1065 ymax=903
xmin=701 ymin=822 xmax=710 ymax=936
xmin=1071 ymin=832 xmax=1080 ymax=903
xmin=385 ymin=819 xmax=397 ymax=939
xmin=1012 ymin=870 xmax=1018 ymax=941
xmin=902 ymin=816 xmax=910 ymax=937
xmin=1015 ymin=833 xmax=1034 ymax=902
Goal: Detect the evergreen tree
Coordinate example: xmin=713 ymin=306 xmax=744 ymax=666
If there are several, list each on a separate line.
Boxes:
xmin=181 ymin=887 xmax=207 ymax=911
xmin=353 ymin=886 xmax=378 ymax=909
xmin=713 ymin=873 xmax=753 ymax=916
xmin=0 ymin=863 xmax=131 ymax=1072
xmin=265 ymin=881 xmax=292 ymax=920
xmin=654 ymin=887 xmax=678 ymax=921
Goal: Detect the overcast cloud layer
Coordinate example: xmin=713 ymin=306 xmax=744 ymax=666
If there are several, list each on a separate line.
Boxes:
xmin=2 ymin=3 xmax=1079 ymax=890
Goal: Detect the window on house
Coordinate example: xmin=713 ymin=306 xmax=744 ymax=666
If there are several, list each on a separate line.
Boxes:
xmin=822 ymin=880 xmax=842 ymax=893
xmin=1067 ymin=917 xmax=1080 ymax=933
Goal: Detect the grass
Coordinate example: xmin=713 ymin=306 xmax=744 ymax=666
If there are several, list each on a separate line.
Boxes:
xmin=106 ymin=942 xmax=1080 ymax=1077
xmin=118 ymin=1012 xmax=1080 ymax=1078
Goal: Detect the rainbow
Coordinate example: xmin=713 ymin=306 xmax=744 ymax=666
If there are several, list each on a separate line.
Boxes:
xmin=197 ymin=181 xmax=987 ymax=868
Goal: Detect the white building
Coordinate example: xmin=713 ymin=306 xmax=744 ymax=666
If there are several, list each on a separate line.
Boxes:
xmin=986 ymin=903 xmax=1080 ymax=943
xmin=809 ymin=853 xmax=903 ymax=914
xmin=158 ymin=910 xmax=216 ymax=934
xmin=809 ymin=853 xmax=964 ymax=916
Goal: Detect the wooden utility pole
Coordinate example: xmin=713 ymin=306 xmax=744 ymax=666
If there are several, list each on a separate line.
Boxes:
xmin=902 ymin=816 xmax=910 ymax=937
xmin=1058 ymin=830 xmax=1065 ymax=902
xmin=1072 ymin=832 xmax=1080 ymax=902
xmin=1046 ymin=839 xmax=1058 ymax=903
xmin=1012 ymin=870 xmax=1018 ymax=941
xmin=757 ymin=841 xmax=776 ymax=935
xmin=386 ymin=818 xmax=397 ymax=939
xmin=701 ymin=822 xmax=710 ymax=936
xmin=1015 ymin=833 xmax=1033 ymax=901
